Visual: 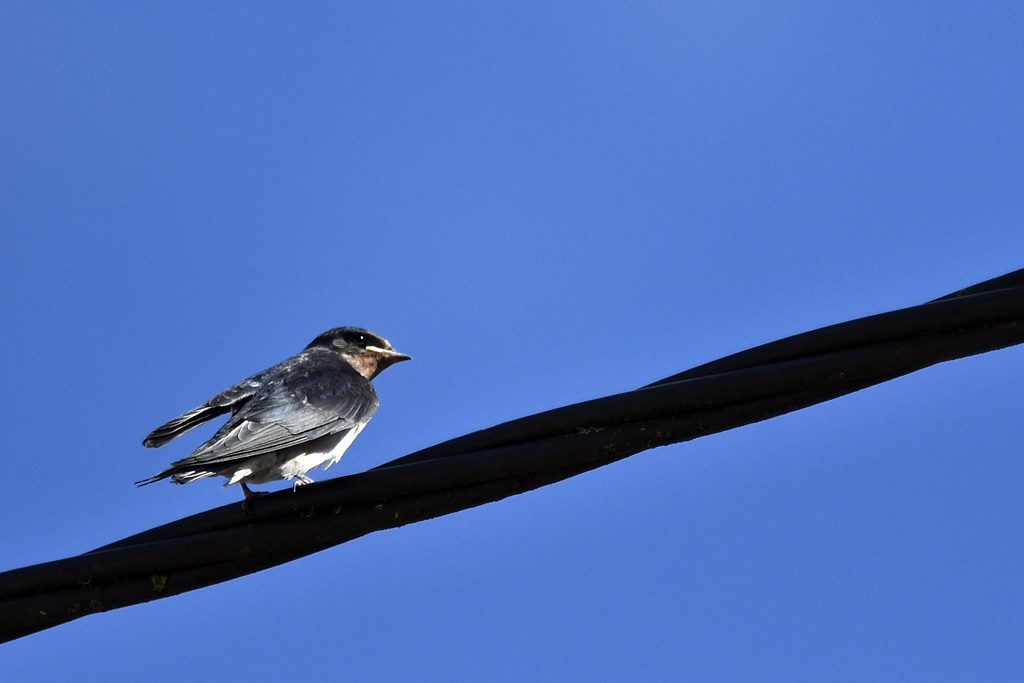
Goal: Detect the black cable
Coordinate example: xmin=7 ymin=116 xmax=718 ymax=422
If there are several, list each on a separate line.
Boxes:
xmin=1 ymin=270 xmax=1022 ymax=644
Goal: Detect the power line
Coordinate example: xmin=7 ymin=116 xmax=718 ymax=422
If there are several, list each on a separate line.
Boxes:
xmin=2 ymin=269 xmax=1022 ymax=644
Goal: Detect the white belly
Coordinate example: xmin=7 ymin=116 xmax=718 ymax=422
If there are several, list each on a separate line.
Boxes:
xmin=225 ymin=423 xmax=367 ymax=486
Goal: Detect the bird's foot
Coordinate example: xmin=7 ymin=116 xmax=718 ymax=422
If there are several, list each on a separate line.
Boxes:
xmin=240 ymin=483 xmax=265 ymax=516
xmin=291 ymin=475 xmax=314 ymax=492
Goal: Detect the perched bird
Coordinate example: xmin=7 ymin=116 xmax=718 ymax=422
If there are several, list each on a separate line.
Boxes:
xmin=139 ymin=327 xmax=410 ymax=501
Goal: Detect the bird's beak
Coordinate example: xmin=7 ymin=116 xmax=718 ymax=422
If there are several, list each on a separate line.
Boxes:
xmin=366 ymin=345 xmax=412 ymax=363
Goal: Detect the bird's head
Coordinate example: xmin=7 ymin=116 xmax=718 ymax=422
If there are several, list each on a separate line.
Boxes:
xmin=307 ymin=327 xmax=411 ymax=379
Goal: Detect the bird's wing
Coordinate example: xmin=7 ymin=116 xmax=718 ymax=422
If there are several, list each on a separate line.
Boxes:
xmin=142 ymin=370 xmax=270 ymax=448
xmin=166 ymin=351 xmax=378 ymax=469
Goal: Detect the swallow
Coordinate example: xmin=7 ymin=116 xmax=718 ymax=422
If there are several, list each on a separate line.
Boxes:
xmin=138 ymin=327 xmax=410 ymax=501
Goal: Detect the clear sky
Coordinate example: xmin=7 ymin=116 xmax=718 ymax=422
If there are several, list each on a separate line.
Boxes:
xmin=2 ymin=2 xmax=1023 ymax=681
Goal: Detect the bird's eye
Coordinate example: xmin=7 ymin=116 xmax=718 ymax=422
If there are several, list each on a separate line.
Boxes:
xmin=342 ymin=332 xmax=367 ymax=347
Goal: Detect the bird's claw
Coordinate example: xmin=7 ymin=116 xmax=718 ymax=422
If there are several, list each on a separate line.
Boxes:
xmin=240 ymin=483 xmax=264 ymax=517
xmin=292 ymin=476 xmax=314 ymax=492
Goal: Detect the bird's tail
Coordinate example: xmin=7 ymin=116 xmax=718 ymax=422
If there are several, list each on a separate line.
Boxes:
xmin=135 ymin=472 xmax=168 ymax=487
xmin=135 ymin=469 xmax=214 ymax=487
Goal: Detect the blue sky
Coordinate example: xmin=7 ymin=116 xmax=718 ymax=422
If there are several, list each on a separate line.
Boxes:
xmin=2 ymin=2 xmax=1023 ymax=680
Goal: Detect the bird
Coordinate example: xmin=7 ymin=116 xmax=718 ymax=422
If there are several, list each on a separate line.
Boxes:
xmin=138 ymin=327 xmax=410 ymax=502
